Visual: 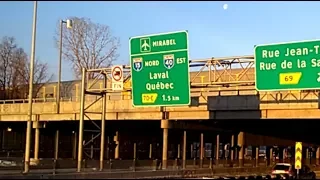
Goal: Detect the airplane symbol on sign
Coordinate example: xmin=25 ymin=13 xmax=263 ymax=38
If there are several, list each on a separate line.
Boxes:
xmin=141 ymin=40 xmax=150 ymax=51
xmin=140 ymin=38 xmax=151 ymax=52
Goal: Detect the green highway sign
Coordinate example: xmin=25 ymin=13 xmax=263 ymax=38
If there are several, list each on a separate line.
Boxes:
xmin=255 ymin=40 xmax=320 ymax=91
xmin=129 ymin=31 xmax=190 ymax=107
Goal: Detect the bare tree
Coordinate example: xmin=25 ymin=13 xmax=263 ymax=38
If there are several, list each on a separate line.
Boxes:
xmin=54 ymin=17 xmax=120 ymax=79
xmin=0 ymin=36 xmax=53 ymax=100
xmin=15 ymin=57 xmax=53 ymax=98
xmin=0 ymin=36 xmax=17 ymax=99
xmin=9 ymin=47 xmax=28 ymax=98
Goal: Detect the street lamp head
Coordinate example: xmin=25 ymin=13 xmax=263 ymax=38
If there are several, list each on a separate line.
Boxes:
xmin=66 ymin=19 xmax=73 ymax=29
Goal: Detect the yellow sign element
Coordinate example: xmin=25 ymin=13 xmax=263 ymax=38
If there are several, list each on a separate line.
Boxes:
xmin=124 ymin=78 xmax=132 ymax=89
xmin=295 ymin=142 xmax=302 ymax=170
xmin=289 ymin=90 xmax=301 ymax=94
xmin=121 ymin=78 xmax=132 ymax=99
xmin=142 ymin=93 xmax=158 ymax=103
xmin=279 ymin=72 xmax=302 ymax=85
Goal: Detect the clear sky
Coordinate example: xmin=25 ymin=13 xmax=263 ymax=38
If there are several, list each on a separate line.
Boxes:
xmin=0 ymin=1 xmax=320 ymax=81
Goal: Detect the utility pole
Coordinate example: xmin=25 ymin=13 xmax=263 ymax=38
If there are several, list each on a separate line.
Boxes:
xmin=24 ymin=1 xmax=38 ymax=174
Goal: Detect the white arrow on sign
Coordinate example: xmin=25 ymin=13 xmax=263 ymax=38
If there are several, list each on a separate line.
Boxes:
xmin=111 ymin=65 xmax=123 ymax=91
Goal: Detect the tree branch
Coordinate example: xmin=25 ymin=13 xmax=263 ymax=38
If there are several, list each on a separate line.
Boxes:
xmin=53 ymin=17 xmax=120 ymax=79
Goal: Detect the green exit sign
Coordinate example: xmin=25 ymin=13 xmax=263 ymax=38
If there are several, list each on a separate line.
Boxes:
xmin=129 ymin=31 xmax=191 ymax=107
xmin=255 ymin=40 xmax=320 ymax=91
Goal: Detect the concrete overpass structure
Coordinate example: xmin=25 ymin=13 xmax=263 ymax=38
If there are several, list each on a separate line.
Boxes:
xmin=1 ymin=55 xmax=319 ymax=121
xmin=0 ymin=55 xmax=319 ymax=171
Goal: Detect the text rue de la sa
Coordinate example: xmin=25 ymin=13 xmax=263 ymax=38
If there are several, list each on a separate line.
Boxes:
xmin=259 ymin=45 xmax=320 ymax=71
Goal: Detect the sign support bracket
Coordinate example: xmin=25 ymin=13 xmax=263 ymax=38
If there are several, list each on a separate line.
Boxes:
xmin=76 ymin=66 xmax=130 ymax=172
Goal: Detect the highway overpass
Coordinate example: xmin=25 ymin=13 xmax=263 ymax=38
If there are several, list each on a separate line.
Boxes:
xmin=1 ymin=55 xmax=319 ymax=121
xmin=0 ymin=55 xmax=319 ymax=171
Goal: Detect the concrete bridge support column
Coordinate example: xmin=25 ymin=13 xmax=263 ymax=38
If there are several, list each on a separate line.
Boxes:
xmin=161 ymin=120 xmax=169 ymax=169
xmin=238 ymin=132 xmax=244 ymax=167
xmin=316 ymin=147 xmax=320 ymax=165
xmin=306 ymin=148 xmax=309 ymax=165
xmin=149 ymin=144 xmax=152 ymax=159
xmin=72 ymin=132 xmax=77 ymax=160
xmin=34 ymin=123 xmax=40 ymax=162
xmin=255 ymin=147 xmax=259 ymax=167
xmin=114 ymin=131 xmax=119 ymax=159
xmin=182 ymin=131 xmax=187 ymax=169
xmin=190 ymin=143 xmax=194 ymax=159
xmin=32 ymin=121 xmax=43 ymax=165
xmin=231 ymin=135 xmax=234 ymax=161
xmin=216 ymin=134 xmax=220 ymax=165
xmin=269 ymin=147 xmax=273 ymax=166
xmin=200 ymin=133 xmax=204 ymax=168
xmin=54 ymin=130 xmax=59 ymax=160
xmin=177 ymin=144 xmax=181 ymax=159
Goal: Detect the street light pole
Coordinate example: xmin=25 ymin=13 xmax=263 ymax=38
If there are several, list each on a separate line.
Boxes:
xmin=24 ymin=1 xmax=38 ymax=173
xmin=57 ymin=19 xmax=72 ymax=114
xmin=57 ymin=20 xmax=63 ymax=114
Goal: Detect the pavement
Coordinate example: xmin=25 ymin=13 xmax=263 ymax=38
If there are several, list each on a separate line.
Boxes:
xmin=2 ymin=168 xmax=319 ymax=179
xmin=196 ymin=170 xmax=320 ymax=179
xmin=7 ymin=169 xmax=320 ymax=179
xmin=3 ymin=158 xmax=320 ymax=179
xmin=0 ymin=166 xmax=271 ymax=179
xmin=0 ymin=158 xmax=296 ymax=179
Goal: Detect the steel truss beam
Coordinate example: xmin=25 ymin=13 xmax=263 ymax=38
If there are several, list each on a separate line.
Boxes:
xmin=76 ymin=67 xmax=118 ymax=172
xmin=119 ymin=55 xmax=255 ymax=92
xmin=189 ymin=55 xmax=255 ymax=88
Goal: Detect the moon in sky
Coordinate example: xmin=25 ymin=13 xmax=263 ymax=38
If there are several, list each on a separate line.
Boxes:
xmin=223 ymin=4 xmax=228 ymax=10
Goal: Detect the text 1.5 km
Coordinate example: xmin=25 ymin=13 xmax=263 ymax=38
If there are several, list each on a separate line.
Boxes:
xmin=162 ymin=95 xmax=180 ymax=101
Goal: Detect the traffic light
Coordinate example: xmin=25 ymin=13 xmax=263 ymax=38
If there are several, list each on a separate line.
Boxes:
xmin=295 ymin=142 xmax=302 ymax=170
